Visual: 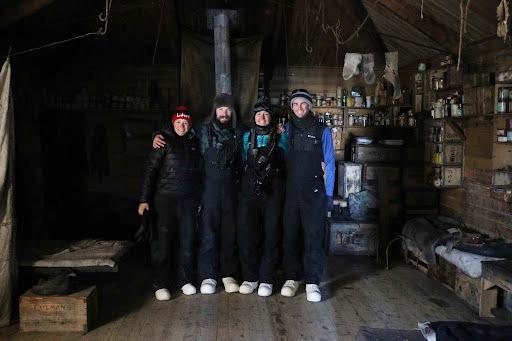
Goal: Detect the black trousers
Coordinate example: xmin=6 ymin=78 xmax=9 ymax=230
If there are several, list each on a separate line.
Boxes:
xmin=237 ymin=180 xmax=284 ymax=284
xmin=198 ymin=181 xmax=239 ymax=280
xmin=151 ymin=193 xmax=199 ymax=289
xmin=282 ymin=189 xmax=326 ymax=285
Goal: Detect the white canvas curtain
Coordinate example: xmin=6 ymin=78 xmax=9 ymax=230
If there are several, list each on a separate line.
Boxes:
xmin=0 ymin=59 xmax=16 ymax=327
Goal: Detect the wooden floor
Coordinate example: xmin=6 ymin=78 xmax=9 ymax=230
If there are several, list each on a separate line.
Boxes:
xmin=1 ymin=256 xmax=494 ymax=341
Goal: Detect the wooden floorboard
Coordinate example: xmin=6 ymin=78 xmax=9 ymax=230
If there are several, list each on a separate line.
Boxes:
xmin=1 ymin=256 xmax=499 ymax=341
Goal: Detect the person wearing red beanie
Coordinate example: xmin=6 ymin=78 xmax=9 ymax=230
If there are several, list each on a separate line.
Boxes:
xmin=138 ymin=105 xmax=202 ymax=300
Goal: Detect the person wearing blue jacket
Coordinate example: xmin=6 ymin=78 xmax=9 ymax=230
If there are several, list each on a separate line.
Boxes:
xmin=280 ymin=89 xmax=335 ymax=302
xmin=237 ymin=97 xmax=287 ymax=297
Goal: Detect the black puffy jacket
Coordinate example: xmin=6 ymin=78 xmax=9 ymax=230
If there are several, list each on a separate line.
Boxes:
xmin=140 ymin=127 xmax=202 ymax=202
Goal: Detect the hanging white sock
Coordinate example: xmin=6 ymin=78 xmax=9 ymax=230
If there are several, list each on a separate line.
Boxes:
xmin=343 ymin=53 xmax=362 ymax=80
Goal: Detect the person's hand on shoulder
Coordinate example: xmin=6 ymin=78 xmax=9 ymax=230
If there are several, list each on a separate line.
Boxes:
xmin=153 ymin=134 xmax=166 ymax=149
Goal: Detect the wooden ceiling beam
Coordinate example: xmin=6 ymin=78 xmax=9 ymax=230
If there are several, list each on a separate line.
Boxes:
xmin=375 ymin=0 xmax=460 ymax=56
xmin=0 ymin=0 xmax=55 ymax=28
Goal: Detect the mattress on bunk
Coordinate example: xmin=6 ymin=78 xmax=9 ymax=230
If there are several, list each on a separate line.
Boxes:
xmin=19 ymin=239 xmax=133 ymax=270
xmin=435 ymin=245 xmax=504 ymax=278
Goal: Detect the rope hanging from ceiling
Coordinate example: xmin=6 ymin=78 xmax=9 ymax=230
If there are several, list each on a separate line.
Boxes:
xmin=457 ymin=0 xmax=471 ymax=71
xmin=302 ymin=0 xmax=381 ymax=64
xmin=5 ymin=0 xmax=113 ymax=59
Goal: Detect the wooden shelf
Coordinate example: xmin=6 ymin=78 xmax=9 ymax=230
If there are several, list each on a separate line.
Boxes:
xmin=343 ymin=126 xmax=416 ymax=129
xmin=426 ymin=116 xmax=468 ymax=121
xmin=313 ymin=106 xmax=341 ymax=109
xmin=494 ymin=141 xmax=512 ymax=145
xmin=494 ymin=113 xmax=512 ymax=117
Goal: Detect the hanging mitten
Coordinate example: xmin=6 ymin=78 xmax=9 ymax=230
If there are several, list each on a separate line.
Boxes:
xmin=383 ymin=51 xmax=401 ymax=100
xmin=361 ymin=53 xmax=376 ymax=84
xmin=343 ymin=53 xmax=362 ymax=80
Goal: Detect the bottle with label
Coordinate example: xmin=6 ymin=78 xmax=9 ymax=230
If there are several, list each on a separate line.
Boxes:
xmin=348 ymin=114 xmax=355 ymax=127
xmin=408 ymin=110 xmax=415 ymax=126
xmin=342 ymin=89 xmax=347 ymax=107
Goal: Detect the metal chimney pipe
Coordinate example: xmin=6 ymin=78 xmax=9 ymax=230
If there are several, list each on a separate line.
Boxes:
xmin=213 ymin=12 xmax=231 ymax=95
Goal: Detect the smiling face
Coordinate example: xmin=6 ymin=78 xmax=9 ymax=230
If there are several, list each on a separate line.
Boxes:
xmin=291 ymin=99 xmax=310 ymax=118
xmin=173 ymin=118 xmax=190 ymax=136
xmin=254 ymin=110 xmax=271 ymax=127
xmin=216 ymin=106 xmax=232 ymax=124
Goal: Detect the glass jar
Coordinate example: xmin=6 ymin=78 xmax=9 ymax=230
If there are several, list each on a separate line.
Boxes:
xmin=346 ymin=96 xmax=355 ymax=107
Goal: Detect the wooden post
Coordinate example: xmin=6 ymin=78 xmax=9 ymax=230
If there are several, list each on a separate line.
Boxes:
xmin=214 ymin=11 xmax=231 ymax=95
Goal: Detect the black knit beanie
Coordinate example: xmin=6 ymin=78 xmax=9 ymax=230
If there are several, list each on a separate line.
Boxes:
xmin=211 ymin=93 xmax=237 ymax=128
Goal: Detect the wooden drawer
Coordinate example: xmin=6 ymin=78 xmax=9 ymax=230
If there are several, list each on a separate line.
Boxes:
xmin=364 ymin=165 xmax=400 ymax=182
xmin=352 ymin=144 xmax=401 ymax=163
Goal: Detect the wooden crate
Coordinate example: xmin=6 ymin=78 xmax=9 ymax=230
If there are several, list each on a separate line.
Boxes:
xmin=442 ymin=143 xmax=464 ymax=165
xmin=20 ymin=286 xmax=97 ymax=334
xmin=328 ymin=220 xmax=378 ymax=256
xmin=454 ymin=269 xmax=481 ymax=312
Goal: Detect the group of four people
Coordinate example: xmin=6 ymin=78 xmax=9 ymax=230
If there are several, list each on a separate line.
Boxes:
xmin=137 ymin=89 xmax=335 ymax=303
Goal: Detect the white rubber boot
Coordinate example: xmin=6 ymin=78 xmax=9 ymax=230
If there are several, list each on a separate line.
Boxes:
xmin=222 ymin=277 xmax=239 ymax=293
xmin=258 ymin=283 xmax=273 ymax=297
xmin=280 ymin=280 xmax=302 ymax=297
xmin=239 ymin=281 xmax=258 ymax=294
xmin=200 ymin=279 xmax=217 ymax=294
xmin=155 ymin=288 xmax=171 ymax=301
xmin=305 ymin=284 xmax=322 ymax=302
xmin=181 ymin=283 xmax=197 ymax=296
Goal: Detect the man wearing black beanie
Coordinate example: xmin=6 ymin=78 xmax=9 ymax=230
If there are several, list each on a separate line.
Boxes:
xmin=152 ymin=93 xmax=243 ymax=294
xmin=280 ymin=89 xmax=335 ymax=302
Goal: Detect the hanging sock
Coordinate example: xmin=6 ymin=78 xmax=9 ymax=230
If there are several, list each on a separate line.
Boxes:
xmin=361 ymin=53 xmax=376 ymax=84
xmin=343 ymin=53 xmax=362 ymax=80
xmin=497 ymin=0 xmax=511 ymax=41
xmin=383 ymin=51 xmax=401 ymax=100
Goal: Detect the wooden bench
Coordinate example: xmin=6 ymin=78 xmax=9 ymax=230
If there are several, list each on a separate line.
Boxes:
xmin=480 ymin=260 xmax=512 ymax=317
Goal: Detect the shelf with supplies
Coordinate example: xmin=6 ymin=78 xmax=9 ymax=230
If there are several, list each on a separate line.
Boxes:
xmin=493 ymin=83 xmax=512 ymax=170
xmin=424 ymin=118 xmax=464 ymax=188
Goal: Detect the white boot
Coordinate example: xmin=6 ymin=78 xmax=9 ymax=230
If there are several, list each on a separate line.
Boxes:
xmin=154 ymin=288 xmax=171 ymax=301
xmin=258 ymin=283 xmax=273 ymax=297
xmin=343 ymin=53 xmax=362 ymax=80
xmin=200 ymin=279 xmax=217 ymax=294
xmin=181 ymin=283 xmax=197 ymax=296
xmin=239 ymin=281 xmax=258 ymax=294
xmin=305 ymin=284 xmax=322 ymax=302
xmin=280 ymin=280 xmax=302 ymax=297
xmin=222 ymin=277 xmax=239 ymax=293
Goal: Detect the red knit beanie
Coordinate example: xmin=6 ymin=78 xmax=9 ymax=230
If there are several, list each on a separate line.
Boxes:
xmin=172 ymin=105 xmax=192 ymax=124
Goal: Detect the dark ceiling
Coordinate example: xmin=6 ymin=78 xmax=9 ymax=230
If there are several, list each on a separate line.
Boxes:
xmin=0 ymin=0 xmax=502 ymax=69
